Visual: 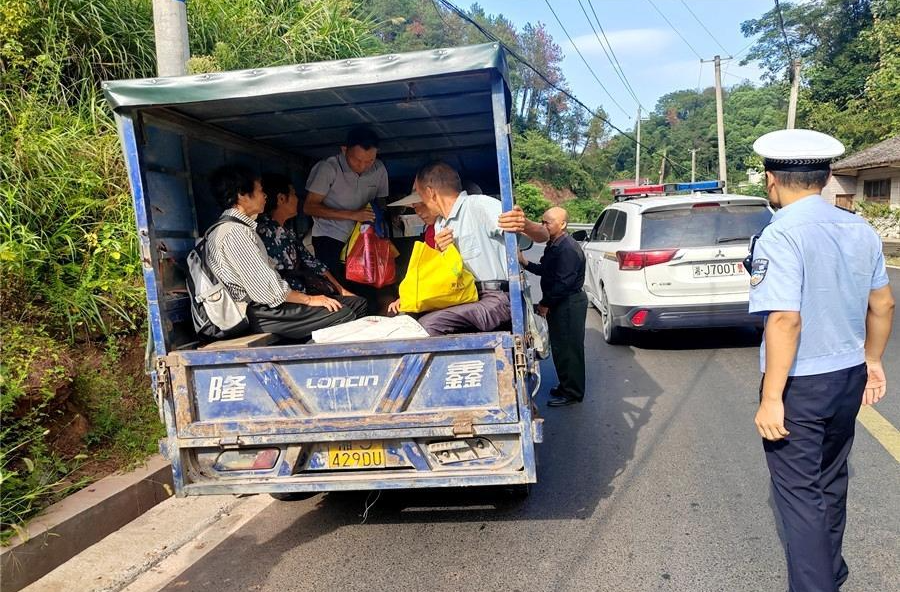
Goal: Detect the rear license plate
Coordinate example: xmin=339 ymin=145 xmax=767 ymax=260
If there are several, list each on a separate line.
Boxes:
xmin=327 ymin=441 xmax=386 ymax=469
xmin=692 ymin=262 xmax=744 ymax=278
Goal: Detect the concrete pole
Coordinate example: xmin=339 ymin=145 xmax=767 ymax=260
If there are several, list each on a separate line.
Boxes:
xmin=713 ymin=55 xmax=728 ymax=190
xmin=658 ymin=147 xmax=667 ymax=184
xmin=786 ymin=59 xmax=802 ymax=129
xmin=152 ymin=0 xmax=190 ymax=77
xmin=691 ymin=149 xmax=697 ymax=183
xmin=635 ymin=106 xmax=641 ymax=186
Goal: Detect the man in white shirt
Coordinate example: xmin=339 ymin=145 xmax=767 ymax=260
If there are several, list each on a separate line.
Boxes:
xmin=412 ymin=161 xmax=548 ymax=335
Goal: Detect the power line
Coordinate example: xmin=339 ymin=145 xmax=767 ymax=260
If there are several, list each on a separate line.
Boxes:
xmin=773 ymin=0 xmax=795 ymax=63
xmin=543 ymin=0 xmax=632 ymax=119
xmin=576 ymin=0 xmax=640 ymax=108
xmin=579 ymin=0 xmax=645 ymax=110
xmin=431 ymin=0 xmax=691 ymax=178
xmin=724 ymin=39 xmax=758 ymax=80
xmin=679 ymin=0 xmax=731 ymax=56
xmin=722 ymin=70 xmax=752 ymax=82
xmin=586 ymin=0 xmax=635 ymax=95
xmin=646 ymin=0 xmax=703 ymax=60
xmin=732 ymin=39 xmax=756 ymax=61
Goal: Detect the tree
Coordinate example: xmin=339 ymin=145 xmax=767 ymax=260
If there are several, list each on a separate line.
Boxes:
xmin=739 ymin=1 xmax=830 ymax=82
xmin=517 ymin=22 xmax=566 ymax=130
xmin=564 ymin=194 xmax=610 ymax=224
xmin=579 ymin=109 xmax=611 ymax=157
xmin=512 ymin=130 xmax=595 ymax=197
xmin=739 ymin=0 xmax=894 ymax=150
xmin=515 ymin=183 xmax=552 ymax=221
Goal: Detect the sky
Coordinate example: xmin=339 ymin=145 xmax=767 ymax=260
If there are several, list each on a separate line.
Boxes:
xmin=474 ymin=0 xmax=774 ymax=131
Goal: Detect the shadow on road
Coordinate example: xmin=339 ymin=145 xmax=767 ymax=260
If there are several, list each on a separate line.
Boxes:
xmin=626 ymin=325 xmax=761 ymax=351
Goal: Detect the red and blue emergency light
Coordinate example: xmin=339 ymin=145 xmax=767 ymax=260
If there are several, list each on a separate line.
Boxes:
xmin=612 ymin=180 xmax=724 ymax=201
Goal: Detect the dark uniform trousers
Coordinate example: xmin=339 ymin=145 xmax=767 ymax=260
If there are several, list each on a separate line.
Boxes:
xmin=547 ymin=290 xmax=588 ymax=401
xmin=247 ymin=295 xmax=368 ymax=342
xmin=763 ymin=363 xmax=866 ymax=592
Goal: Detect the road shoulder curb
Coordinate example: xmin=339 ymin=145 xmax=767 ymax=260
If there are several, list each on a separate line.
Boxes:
xmin=1 ymin=456 xmax=173 ymax=592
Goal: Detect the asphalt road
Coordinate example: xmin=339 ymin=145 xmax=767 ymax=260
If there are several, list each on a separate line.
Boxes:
xmin=158 ymin=268 xmax=900 ymax=592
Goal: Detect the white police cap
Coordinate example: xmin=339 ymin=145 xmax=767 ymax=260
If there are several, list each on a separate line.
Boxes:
xmin=753 ymin=129 xmax=845 ymax=171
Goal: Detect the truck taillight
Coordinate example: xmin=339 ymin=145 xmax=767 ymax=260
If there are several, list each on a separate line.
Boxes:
xmin=616 ymin=249 xmax=678 ymax=270
xmin=213 ymin=448 xmax=280 ymax=471
xmin=251 ymin=449 xmax=280 ymax=470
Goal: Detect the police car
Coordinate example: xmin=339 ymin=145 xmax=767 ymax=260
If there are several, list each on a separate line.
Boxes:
xmin=578 ymin=181 xmax=773 ymax=344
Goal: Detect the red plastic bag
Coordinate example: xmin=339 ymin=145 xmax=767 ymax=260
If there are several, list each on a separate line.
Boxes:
xmin=344 ymin=225 xmax=397 ymax=288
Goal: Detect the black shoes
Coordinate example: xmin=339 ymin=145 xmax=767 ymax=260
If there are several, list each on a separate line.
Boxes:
xmin=547 ymin=388 xmax=583 ymax=407
xmin=547 ymin=396 xmax=581 ymax=407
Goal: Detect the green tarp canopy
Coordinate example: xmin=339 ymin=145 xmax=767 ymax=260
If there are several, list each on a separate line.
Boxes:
xmin=104 ymin=43 xmax=511 ymax=186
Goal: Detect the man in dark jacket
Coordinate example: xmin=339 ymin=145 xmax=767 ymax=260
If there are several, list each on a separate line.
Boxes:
xmin=519 ymin=207 xmax=588 ymax=406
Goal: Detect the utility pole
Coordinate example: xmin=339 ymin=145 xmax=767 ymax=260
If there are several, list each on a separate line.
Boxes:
xmin=786 ymin=59 xmax=802 ymax=129
xmin=702 ymin=54 xmax=730 ymax=191
xmin=690 ymin=149 xmax=697 ymax=182
xmin=635 ymin=106 xmax=642 ymax=186
xmin=152 ymin=0 xmax=190 ymax=77
xmin=658 ymin=148 xmax=667 ymax=184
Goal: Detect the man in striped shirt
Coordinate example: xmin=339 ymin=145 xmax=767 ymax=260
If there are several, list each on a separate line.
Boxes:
xmin=206 ymin=166 xmax=367 ymax=341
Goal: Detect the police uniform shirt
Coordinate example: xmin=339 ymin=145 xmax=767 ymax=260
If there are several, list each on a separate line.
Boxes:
xmin=305 ymin=153 xmax=389 ymax=243
xmin=748 ymin=194 xmax=889 ymax=376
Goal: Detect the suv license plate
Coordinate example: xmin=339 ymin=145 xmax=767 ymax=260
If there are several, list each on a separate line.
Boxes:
xmin=327 ymin=441 xmax=386 ymax=469
xmin=692 ymin=262 xmax=744 ymax=278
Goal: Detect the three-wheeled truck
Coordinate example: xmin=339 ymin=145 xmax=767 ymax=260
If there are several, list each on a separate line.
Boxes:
xmin=104 ymin=43 xmax=543 ymax=497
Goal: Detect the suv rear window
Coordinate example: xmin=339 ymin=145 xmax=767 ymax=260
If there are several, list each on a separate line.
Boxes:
xmin=640 ymin=204 xmax=772 ymax=249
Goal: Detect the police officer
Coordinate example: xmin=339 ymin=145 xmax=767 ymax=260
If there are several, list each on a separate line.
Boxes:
xmin=749 ymin=129 xmax=895 ymax=592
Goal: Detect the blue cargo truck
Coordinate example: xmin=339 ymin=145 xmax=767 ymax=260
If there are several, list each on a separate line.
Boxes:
xmin=104 ymin=44 xmax=544 ymax=497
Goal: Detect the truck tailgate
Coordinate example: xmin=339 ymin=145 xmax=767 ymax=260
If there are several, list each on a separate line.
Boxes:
xmin=164 ymin=333 xmax=520 ymax=439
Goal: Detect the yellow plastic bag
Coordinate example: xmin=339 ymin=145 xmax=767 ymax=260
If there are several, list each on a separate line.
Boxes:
xmin=340 ymin=222 xmax=362 ymax=262
xmin=398 ymin=242 xmax=479 ymax=313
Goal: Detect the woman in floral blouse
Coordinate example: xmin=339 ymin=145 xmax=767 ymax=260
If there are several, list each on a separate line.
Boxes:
xmin=257 ymin=174 xmax=357 ymax=298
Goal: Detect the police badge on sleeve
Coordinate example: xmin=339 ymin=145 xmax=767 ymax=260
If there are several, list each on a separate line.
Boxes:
xmin=750 ymin=259 xmax=769 ymax=287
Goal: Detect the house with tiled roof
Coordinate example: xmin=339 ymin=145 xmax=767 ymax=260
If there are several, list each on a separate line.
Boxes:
xmin=822 ymin=136 xmax=900 ymax=208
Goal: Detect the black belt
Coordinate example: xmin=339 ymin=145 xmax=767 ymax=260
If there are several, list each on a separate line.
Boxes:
xmin=476 ymin=280 xmax=509 ymax=292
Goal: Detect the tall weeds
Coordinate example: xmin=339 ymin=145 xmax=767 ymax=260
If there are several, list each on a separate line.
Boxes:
xmin=188 ymin=0 xmax=377 ymax=72
xmin=1 ymin=0 xmax=375 ymax=540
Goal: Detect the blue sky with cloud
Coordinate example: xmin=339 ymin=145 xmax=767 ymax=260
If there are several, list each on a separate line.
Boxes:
xmin=475 ymin=0 xmax=772 ymax=130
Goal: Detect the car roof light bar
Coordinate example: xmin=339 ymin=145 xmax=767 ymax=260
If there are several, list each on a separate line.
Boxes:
xmin=612 ymin=180 xmax=724 ymax=201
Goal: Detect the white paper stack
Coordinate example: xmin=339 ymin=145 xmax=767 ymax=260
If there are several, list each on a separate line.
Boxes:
xmin=311 ymin=315 xmax=430 ymax=343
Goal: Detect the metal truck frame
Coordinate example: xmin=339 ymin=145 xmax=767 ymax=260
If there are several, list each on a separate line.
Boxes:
xmin=105 ymin=43 xmax=542 ymax=497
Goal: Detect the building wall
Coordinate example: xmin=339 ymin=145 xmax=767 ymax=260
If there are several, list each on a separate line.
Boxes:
xmin=822 ymin=174 xmax=858 ymax=204
xmin=854 ymin=167 xmax=900 ymax=206
xmin=822 ymin=167 xmax=900 ymax=207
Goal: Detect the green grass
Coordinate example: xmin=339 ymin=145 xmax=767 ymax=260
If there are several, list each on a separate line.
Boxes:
xmin=0 ymin=0 xmax=377 ymax=542
xmin=0 ymin=325 xmax=81 ymax=543
xmin=73 ymin=336 xmax=163 ymax=465
xmin=0 ymin=326 xmax=163 ymax=544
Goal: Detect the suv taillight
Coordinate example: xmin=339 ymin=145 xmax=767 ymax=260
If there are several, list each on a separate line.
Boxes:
xmin=616 ymin=249 xmax=678 ymax=270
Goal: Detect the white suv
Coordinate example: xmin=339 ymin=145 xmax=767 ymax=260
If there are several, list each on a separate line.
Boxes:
xmin=578 ymin=189 xmax=773 ymax=344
